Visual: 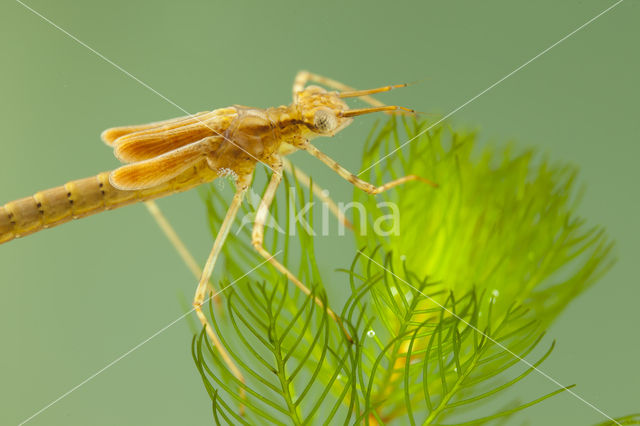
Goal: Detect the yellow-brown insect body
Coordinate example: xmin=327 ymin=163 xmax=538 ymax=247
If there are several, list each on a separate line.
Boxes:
xmin=0 ymin=85 xmax=353 ymax=244
xmin=1 ymin=71 xmax=425 ymax=399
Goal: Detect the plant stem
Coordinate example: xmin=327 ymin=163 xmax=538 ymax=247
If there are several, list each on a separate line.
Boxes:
xmin=271 ymin=321 xmax=303 ymax=425
xmin=422 ymin=343 xmax=483 ymax=425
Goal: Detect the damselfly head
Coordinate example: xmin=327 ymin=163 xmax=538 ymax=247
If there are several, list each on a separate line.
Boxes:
xmin=295 ymin=85 xmax=353 ymax=137
xmin=295 ymin=81 xmax=416 ymax=139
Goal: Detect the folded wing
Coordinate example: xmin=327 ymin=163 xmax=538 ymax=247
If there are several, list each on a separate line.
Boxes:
xmin=103 ymin=108 xmax=236 ymax=163
xmin=101 ymin=111 xmax=213 ymax=146
xmin=109 ymin=137 xmax=220 ymax=190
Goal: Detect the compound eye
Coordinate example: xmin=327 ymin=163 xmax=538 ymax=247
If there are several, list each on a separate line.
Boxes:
xmin=313 ymin=109 xmax=337 ymax=133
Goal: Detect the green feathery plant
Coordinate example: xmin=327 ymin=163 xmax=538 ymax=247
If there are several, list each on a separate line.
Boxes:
xmin=191 ymin=117 xmax=629 ymax=425
xmin=354 ymin=118 xmax=614 ymax=330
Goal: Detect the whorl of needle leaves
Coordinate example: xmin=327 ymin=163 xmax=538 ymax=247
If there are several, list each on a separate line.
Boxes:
xmin=193 ymin=118 xmax=618 ymax=425
xmin=355 ymin=118 xmax=615 ymax=329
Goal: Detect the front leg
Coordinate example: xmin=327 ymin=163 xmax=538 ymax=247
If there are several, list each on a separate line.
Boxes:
xmin=303 ymin=142 xmax=437 ymax=194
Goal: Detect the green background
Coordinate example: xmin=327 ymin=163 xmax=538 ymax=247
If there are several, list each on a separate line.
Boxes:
xmin=1 ymin=0 xmax=637 ymax=424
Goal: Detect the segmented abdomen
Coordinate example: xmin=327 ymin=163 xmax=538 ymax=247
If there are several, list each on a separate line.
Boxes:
xmin=0 ymin=164 xmax=216 ymax=244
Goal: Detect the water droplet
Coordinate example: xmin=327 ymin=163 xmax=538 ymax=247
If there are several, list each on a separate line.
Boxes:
xmin=491 ymin=289 xmax=499 ymax=297
xmin=322 ymin=189 xmax=330 ymax=197
xmin=367 ymin=330 xmax=376 ymax=338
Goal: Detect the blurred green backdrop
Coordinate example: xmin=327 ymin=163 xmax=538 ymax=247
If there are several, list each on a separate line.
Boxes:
xmin=0 ymin=0 xmax=637 ymax=424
